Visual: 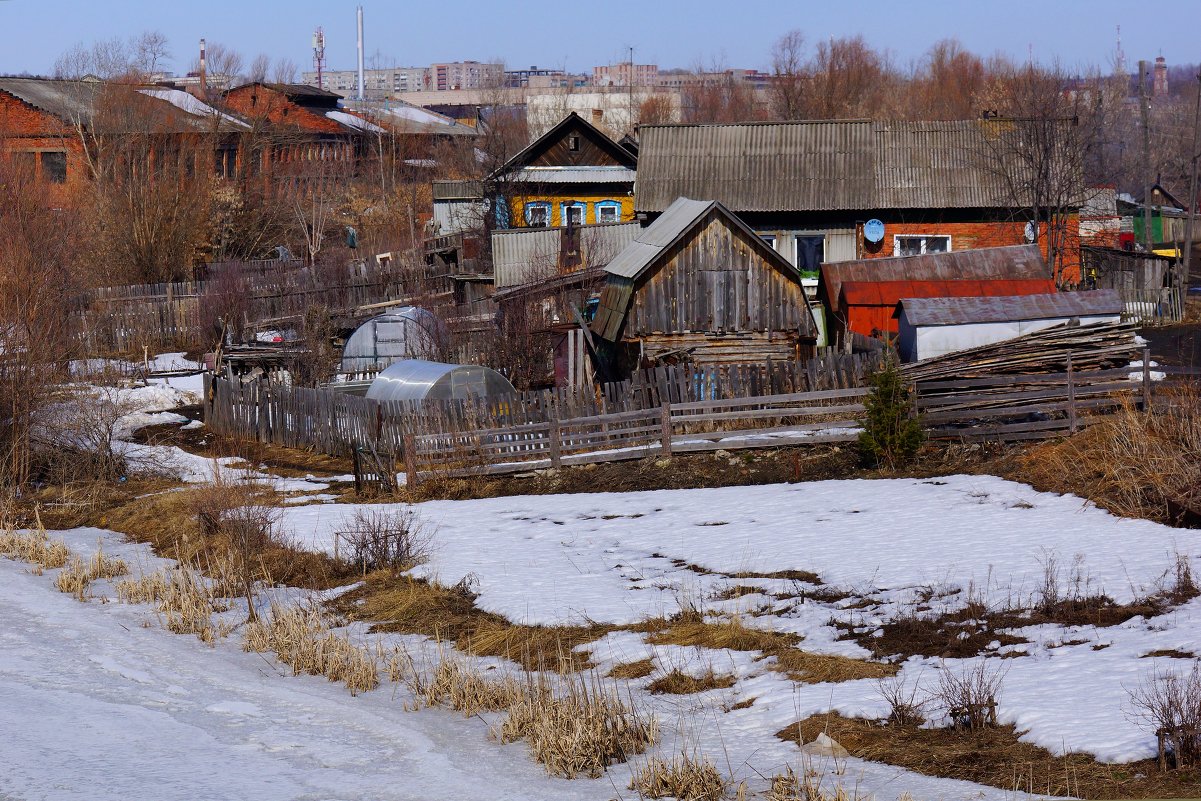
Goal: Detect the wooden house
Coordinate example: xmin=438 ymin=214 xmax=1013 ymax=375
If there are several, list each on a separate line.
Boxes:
xmin=591 ymin=197 xmax=818 ymax=373
xmin=493 ymin=111 xmax=637 ymax=229
xmin=634 ymin=120 xmax=1082 ymax=279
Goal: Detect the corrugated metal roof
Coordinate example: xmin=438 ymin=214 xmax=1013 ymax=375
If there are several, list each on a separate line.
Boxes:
xmin=635 ymin=119 xmax=1070 ymax=213
xmin=432 ymin=180 xmax=484 ymax=200
xmin=636 ymin=121 xmax=875 ymax=213
xmin=492 ymin=222 xmax=640 ymax=288
xmin=604 ymin=198 xmax=716 ymax=279
xmin=511 ymin=166 xmax=637 ymax=184
xmin=821 ymin=244 xmax=1050 ymax=309
xmin=0 ymin=77 xmax=102 ymax=125
xmin=896 ymin=289 xmax=1123 ymax=326
xmin=841 ymin=278 xmax=1058 ymax=306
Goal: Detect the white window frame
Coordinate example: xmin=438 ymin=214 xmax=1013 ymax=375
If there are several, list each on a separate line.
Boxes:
xmin=759 ymin=234 xmax=777 ymax=250
xmin=595 ymin=201 xmax=621 ymax=223
xmin=892 ymin=234 xmax=951 ymax=257
xmin=561 ymin=202 xmax=586 ymax=226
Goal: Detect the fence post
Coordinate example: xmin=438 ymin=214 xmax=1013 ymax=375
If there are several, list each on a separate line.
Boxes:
xmin=403 ymin=432 xmax=419 ymax=488
xmin=660 ymin=402 xmax=672 ymax=457
xmin=548 ymin=409 xmax=562 ymax=468
xmin=1142 ymin=347 xmax=1152 ymax=413
xmin=1066 ymin=353 xmax=1077 ymax=433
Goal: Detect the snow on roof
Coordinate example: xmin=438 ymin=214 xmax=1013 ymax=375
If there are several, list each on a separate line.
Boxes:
xmin=137 ymin=88 xmax=249 ymax=129
xmin=324 ymin=109 xmax=386 ymax=134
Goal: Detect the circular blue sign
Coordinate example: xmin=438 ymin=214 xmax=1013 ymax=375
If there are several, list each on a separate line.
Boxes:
xmin=864 ymin=219 xmax=885 ymax=243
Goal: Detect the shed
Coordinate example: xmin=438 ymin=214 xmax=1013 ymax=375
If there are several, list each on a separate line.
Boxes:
xmin=590 ymin=197 xmax=818 ymax=368
xmin=839 ymin=278 xmax=1058 ymax=339
xmin=819 ymin=245 xmax=1052 ymax=344
xmin=340 ymin=309 xmax=446 ymax=375
xmin=365 ymin=360 xmax=516 ymax=403
xmin=895 ymin=290 xmax=1123 ymax=362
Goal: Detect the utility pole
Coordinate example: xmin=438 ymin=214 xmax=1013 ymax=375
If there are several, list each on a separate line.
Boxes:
xmin=1139 ymin=60 xmax=1154 ymax=253
xmin=1183 ymin=71 xmax=1201 ymax=292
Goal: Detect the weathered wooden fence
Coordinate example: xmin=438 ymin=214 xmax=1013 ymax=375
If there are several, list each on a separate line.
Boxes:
xmin=203 ymin=350 xmax=1153 ymax=482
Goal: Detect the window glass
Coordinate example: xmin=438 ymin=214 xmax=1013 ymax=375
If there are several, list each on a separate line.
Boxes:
xmin=760 ymin=234 xmax=776 ymax=250
xmin=895 ymin=235 xmax=950 ymax=256
xmin=562 ymin=203 xmax=585 ymax=226
xmin=40 ymin=151 xmax=67 ymax=183
xmin=795 ymin=235 xmax=825 ymax=277
xmin=525 ymin=202 xmax=550 ymax=227
xmin=595 ymin=202 xmax=621 ymax=223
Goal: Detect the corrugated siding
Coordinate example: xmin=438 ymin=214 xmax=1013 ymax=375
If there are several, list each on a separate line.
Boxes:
xmin=874 ymin=120 xmax=1010 ymax=208
xmin=493 ymin=222 xmax=640 ymax=288
xmin=635 ymin=122 xmax=875 ymax=213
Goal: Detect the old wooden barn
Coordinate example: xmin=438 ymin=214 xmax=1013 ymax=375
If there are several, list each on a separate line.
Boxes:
xmin=590 ymin=197 xmax=818 ymax=373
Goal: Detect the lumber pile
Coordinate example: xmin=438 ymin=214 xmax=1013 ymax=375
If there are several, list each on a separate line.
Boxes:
xmin=900 ymin=322 xmax=1143 ymax=385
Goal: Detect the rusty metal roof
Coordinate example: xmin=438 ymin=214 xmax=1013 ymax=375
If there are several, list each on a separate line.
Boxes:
xmin=821 ymin=244 xmax=1050 ymax=309
xmin=840 ymin=279 xmax=1058 ymax=307
xmin=635 ymin=119 xmax=1067 ymax=213
xmin=896 ymin=289 xmax=1123 ymax=326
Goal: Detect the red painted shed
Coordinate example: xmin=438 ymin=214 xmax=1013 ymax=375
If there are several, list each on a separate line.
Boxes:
xmin=838 ymin=278 xmax=1058 ymax=338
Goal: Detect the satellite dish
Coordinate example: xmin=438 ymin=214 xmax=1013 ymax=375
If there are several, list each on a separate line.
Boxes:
xmin=1024 ymin=221 xmax=1037 ymax=242
xmin=863 ymin=219 xmax=885 ymax=244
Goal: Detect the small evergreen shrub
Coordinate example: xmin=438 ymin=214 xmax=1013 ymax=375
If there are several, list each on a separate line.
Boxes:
xmin=858 ymin=357 xmax=923 ymax=468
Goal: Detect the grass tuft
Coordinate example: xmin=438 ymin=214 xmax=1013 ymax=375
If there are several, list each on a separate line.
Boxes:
xmin=630 ymin=751 xmax=727 ymax=800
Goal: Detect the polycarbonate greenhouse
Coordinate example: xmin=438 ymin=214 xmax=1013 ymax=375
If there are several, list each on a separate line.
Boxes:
xmin=364 ymin=360 xmax=516 ymax=403
xmin=339 ymin=309 xmax=445 ymax=375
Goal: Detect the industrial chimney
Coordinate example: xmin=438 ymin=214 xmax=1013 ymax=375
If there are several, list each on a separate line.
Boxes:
xmin=199 ymin=38 xmax=208 ymax=95
xmin=356 ymin=6 xmax=365 ymax=102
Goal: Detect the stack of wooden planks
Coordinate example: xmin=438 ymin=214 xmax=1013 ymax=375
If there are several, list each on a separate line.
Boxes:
xmin=901 ymin=322 xmax=1143 ymax=385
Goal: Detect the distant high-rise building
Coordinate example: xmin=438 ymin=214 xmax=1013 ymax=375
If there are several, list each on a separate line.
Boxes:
xmin=301 ymin=61 xmax=501 ymax=98
xmin=592 ymin=62 xmax=658 ymax=88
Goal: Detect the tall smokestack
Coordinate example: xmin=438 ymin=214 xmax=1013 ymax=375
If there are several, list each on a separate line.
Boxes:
xmin=356 ymin=6 xmax=365 ymax=102
xmin=199 ymin=38 xmax=208 ymax=94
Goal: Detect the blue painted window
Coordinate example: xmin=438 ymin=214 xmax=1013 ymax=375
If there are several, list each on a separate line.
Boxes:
xmin=524 ymin=201 xmax=551 ymax=227
xmin=595 ymin=200 xmax=622 ymax=223
xmin=561 ymin=202 xmax=586 ymax=226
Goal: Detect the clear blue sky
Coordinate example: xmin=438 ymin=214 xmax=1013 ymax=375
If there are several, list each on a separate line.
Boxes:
xmin=1 ymin=0 xmax=1196 ymax=77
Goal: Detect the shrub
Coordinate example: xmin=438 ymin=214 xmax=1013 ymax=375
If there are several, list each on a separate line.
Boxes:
xmin=339 ymin=507 xmax=431 ymax=574
xmin=935 ymin=661 xmax=1004 ymax=730
xmin=630 ymin=751 xmax=726 ymax=801
xmin=1127 ymin=662 xmax=1201 ymax=768
xmin=191 ymin=478 xmax=283 ymax=621
xmin=858 ymin=357 xmax=923 ymax=469
xmin=877 ymin=674 xmax=928 ymax=726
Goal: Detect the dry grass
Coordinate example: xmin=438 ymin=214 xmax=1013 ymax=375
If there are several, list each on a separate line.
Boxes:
xmin=768 ymin=764 xmax=865 ymax=801
xmin=330 ymin=570 xmax=617 ymax=672
xmin=1020 ymin=386 xmax=1201 ymax=526
xmin=243 ymin=602 xmax=379 ymax=696
xmin=609 ymin=658 xmax=656 ymax=680
xmin=115 ymin=569 xmax=172 ymax=604
xmin=420 ymin=655 xmax=527 ymax=715
xmin=647 ymin=668 xmax=736 ymax=695
xmin=649 ymin=616 xmax=895 ymax=684
xmin=52 ymin=544 xmax=128 ymax=601
xmin=0 ymin=525 xmax=71 ymax=570
xmin=101 ymin=487 xmax=357 ymax=591
xmin=630 ymin=751 xmax=727 ymax=801
xmin=778 ymin=713 xmax=1201 ymax=799
xmin=157 ymin=567 xmax=232 ymax=644
xmin=497 ymin=673 xmax=658 ymax=779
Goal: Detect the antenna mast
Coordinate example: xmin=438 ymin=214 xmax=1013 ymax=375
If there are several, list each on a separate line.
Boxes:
xmin=312 ymin=27 xmax=326 ymax=88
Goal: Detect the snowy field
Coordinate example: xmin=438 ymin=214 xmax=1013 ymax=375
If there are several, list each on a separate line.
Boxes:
xmin=5 ymin=363 xmax=1200 ymax=800
xmin=280 ymin=477 xmax=1201 ymax=767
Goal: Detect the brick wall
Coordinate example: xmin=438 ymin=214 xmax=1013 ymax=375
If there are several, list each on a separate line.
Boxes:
xmin=0 ymin=93 xmax=87 ymax=205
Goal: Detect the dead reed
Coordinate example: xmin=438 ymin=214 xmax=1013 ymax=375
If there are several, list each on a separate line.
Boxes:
xmin=497 ymin=673 xmax=659 ymax=779
xmin=243 ymin=602 xmax=379 ymax=695
xmin=630 ymin=751 xmax=727 ymax=801
xmin=0 ymin=526 xmax=71 ymax=570
xmin=768 ymin=764 xmax=862 ymax=801
xmin=52 ymin=543 xmax=128 ymax=601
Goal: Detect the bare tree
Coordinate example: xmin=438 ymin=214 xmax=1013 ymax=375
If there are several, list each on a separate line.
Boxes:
xmin=769 ymin=30 xmax=807 ymax=120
